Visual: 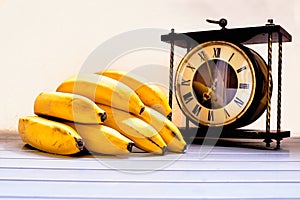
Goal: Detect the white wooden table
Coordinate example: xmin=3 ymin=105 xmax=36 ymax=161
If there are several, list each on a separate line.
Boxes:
xmin=1 ymin=131 xmax=300 ymax=199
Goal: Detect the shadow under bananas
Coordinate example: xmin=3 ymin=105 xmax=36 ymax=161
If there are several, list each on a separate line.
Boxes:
xmin=21 ymin=144 xmax=133 ymax=159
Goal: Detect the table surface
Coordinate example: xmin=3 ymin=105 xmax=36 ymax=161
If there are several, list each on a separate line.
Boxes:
xmin=1 ymin=130 xmax=300 ymax=200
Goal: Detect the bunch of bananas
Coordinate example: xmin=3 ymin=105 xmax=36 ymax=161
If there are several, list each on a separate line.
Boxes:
xmin=18 ymin=70 xmax=187 ymax=156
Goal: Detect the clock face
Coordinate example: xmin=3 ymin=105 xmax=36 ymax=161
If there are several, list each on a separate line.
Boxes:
xmin=175 ymin=41 xmax=256 ymax=127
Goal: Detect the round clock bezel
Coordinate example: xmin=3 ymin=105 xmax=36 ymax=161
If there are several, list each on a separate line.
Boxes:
xmin=174 ymin=40 xmax=258 ymax=127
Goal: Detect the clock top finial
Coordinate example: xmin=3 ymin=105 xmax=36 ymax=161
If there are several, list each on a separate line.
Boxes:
xmin=206 ymin=18 xmax=228 ymax=30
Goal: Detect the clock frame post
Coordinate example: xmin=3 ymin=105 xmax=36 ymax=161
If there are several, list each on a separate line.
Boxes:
xmin=161 ymin=20 xmax=291 ymax=149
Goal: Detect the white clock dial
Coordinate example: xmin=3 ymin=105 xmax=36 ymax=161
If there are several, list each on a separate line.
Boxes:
xmin=175 ymin=41 xmax=268 ymax=128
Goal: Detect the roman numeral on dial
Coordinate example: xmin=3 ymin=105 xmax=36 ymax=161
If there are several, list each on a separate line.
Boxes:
xmin=224 ymin=108 xmax=230 ymax=118
xmin=239 ymin=83 xmax=249 ymax=89
xmin=234 ymin=97 xmax=244 ymax=108
xmin=213 ymin=48 xmax=221 ymax=58
xmin=186 ymin=65 xmax=196 ymax=72
xmin=192 ymin=104 xmax=201 ymax=116
xmin=237 ymin=66 xmax=247 ymax=73
xmin=181 ymin=79 xmax=190 ymax=86
xmin=198 ymin=51 xmax=207 ymax=61
xmin=228 ymin=53 xmax=235 ymax=62
xmin=183 ymin=92 xmax=193 ymax=104
xmin=208 ymin=110 xmax=214 ymax=121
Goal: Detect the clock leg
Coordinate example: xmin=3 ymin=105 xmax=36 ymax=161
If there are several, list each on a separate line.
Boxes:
xmin=263 ymin=138 xmax=273 ymax=148
xmin=276 ymin=139 xmax=281 ymax=149
xmin=263 ymin=138 xmax=282 ymax=149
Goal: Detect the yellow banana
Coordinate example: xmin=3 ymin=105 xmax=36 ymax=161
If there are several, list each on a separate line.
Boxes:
xmin=65 ymin=122 xmax=134 ymax=155
xmin=98 ymin=104 xmax=167 ymax=155
xmin=34 ymin=92 xmax=106 ymax=124
xmin=56 ymin=74 xmax=145 ymax=116
xmin=138 ymin=107 xmax=187 ymax=153
xmin=96 ymin=70 xmax=171 ymax=117
xmin=18 ymin=116 xmax=84 ymax=155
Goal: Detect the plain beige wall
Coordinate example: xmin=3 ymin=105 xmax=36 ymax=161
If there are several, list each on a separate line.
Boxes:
xmin=1 ymin=0 xmax=299 ymax=135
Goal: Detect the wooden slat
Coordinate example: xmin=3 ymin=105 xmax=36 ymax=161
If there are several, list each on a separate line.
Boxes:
xmin=1 ymin=168 xmax=300 ymax=183
xmin=2 ymin=158 xmax=300 ymax=171
xmin=1 ymin=181 xmax=300 ymax=199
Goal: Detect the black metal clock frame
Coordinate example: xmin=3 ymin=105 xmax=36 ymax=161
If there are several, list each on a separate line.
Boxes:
xmin=161 ymin=19 xmax=292 ymax=149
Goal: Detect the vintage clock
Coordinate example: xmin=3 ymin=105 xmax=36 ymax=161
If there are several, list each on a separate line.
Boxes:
xmin=161 ymin=19 xmax=291 ymax=148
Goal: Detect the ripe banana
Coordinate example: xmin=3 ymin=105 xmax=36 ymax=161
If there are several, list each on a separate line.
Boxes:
xmin=98 ymin=104 xmax=167 ymax=155
xmin=65 ymin=122 xmax=134 ymax=155
xmin=56 ymin=74 xmax=145 ymax=116
xmin=138 ymin=107 xmax=187 ymax=153
xmin=18 ymin=116 xmax=84 ymax=155
xmin=34 ymin=92 xmax=106 ymax=124
xmin=96 ymin=70 xmax=171 ymax=117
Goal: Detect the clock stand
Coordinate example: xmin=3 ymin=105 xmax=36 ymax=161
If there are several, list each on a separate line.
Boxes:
xmin=161 ymin=19 xmax=291 ymax=149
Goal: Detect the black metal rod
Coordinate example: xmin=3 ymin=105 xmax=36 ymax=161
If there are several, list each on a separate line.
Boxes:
xmin=168 ymin=29 xmax=175 ymax=121
xmin=277 ymin=33 xmax=282 ymax=132
xmin=264 ymin=26 xmax=273 ymax=147
xmin=185 ymin=42 xmax=191 ymax=131
xmin=266 ymin=33 xmax=273 ymax=134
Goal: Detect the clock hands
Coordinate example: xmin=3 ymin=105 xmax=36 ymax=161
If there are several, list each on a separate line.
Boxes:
xmin=193 ymin=80 xmax=223 ymax=109
xmin=203 ymin=78 xmax=217 ymax=101
xmin=193 ymin=55 xmax=231 ymax=109
xmin=206 ymin=61 xmax=214 ymax=87
xmin=203 ymin=58 xmax=223 ymax=107
xmin=206 ymin=78 xmax=225 ymax=108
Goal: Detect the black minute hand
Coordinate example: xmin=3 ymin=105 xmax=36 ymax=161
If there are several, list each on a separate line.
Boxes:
xmin=200 ymin=51 xmax=214 ymax=86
